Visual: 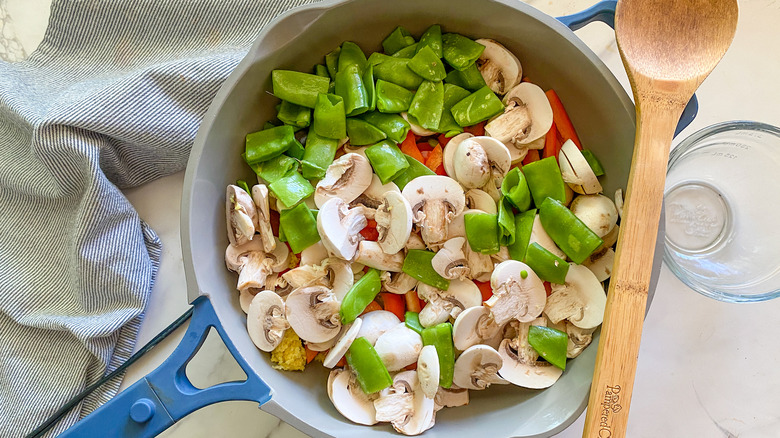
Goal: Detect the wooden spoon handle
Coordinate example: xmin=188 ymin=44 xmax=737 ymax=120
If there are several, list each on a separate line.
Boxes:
xmin=582 ymin=98 xmax=686 ymax=437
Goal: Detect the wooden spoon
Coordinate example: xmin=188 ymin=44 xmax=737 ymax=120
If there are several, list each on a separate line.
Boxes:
xmin=582 ymin=0 xmax=738 ymax=436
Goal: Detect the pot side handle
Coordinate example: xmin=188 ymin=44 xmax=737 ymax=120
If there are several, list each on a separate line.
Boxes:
xmin=557 ymin=0 xmax=698 ymax=137
xmin=58 ymin=296 xmax=271 ymax=438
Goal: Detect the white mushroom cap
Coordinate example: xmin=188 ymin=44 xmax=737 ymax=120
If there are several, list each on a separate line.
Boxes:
xmin=405 ymin=232 xmax=427 ymax=251
xmin=465 ymin=189 xmax=497 ymax=214
xmin=315 ymin=153 xmax=374 ymax=208
xmin=506 ymin=134 xmax=544 ymax=164
xmin=356 ymin=310 xmax=401 ymax=345
xmin=474 ymin=39 xmax=522 ymax=96
xmin=374 ymin=370 xmax=436 ymax=436
xmin=598 ymin=224 xmax=619 ymax=252
xmin=381 ymin=271 xmax=419 ymax=295
xmin=434 ymin=386 xmax=469 ymax=411
xmin=247 ymin=290 xmax=289 ymax=352
xmin=485 ymin=82 xmax=553 ymax=146
xmin=355 ymin=240 xmax=405 ymax=272
xmin=451 ymin=137 xmax=511 ymax=193
xmin=323 ymin=257 xmax=355 ymax=301
xmin=417 ymin=345 xmax=440 ymax=399
xmin=545 ymin=263 xmax=607 ymax=329
xmin=452 ymin=306 xmax=502 ymax=351
xmin=498 ymin=319 xmax=563 ymax=389
xmin=465 ymin=242 xmax=493 ymax=282
xmin=401 ymin=112 xmax=437 ymax=136
xmin=284 ymin=285 xmax=342 ymax=343
xmin=351 ymin=174 xmax=401 ymax=220
xmin=225 ymin=238 xmax=265 ymax=272
xmin=342 ymin=142 xmax=368 ymax=160
xmin=570 ymin=194 xmax=618 ymax=238
xmin=226 ymin=184 xmax=257 ymax=247
xmin=300 ymin=240 xmax=329 ymax=267
xmin=282 ymin=263 xmax=328 ymax=290
xmin=431 ymin=237 xmax=470 ymax=280
xmin=373 ymin=322 xmax=423 ymax=371
xmin=418 ymin=280 xmax=482 ymax=327
xmin=250 ymin=184 xmax=276 ymax=253
xmin=443 ymin=133 xmax=474 ymax=178
xmin=306 ymin=336 xmax=339 ymax=352
xmin=485 ymin=260 xmax=546 ymax=325
xmin=402 ymin=175 xmax=465 ymax=248
xmin=323 ymin=317 xmax=363 ymax=368
xmin=530 ymin=214 xmax=566 ymax=260
xmin=328 ymin=368 xmax=378 ymax=426
xmin=565 ymin=322 xmax=596 ymax=359
xmin=558 ymin=140 xmax=603 ymax=195
xmin=317 ymin=197 xmax=367 ymax=261
xmin=240 ymin=274 xmax=280 ymax=313
xmin=236 ymin=239 xmax=289 ymax=291
xmin=453 ymin=344 xmax=508 ymax=390
xmin=582 ymin=247 xmax=615 ymax=282
xmin=375 ymin=191 xmax=413 ymax=254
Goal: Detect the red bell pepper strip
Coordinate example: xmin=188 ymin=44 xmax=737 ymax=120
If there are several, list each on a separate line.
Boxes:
xmin=474 ymin=280 xmax=493 ymax=302
xmin=437 ymin=134 xmax=452 ymax=147
xmin=522 ymin=149 xmax=540 ymax=165
xmin=360 ymin=219 xmax=379 ymax=241
xmin=380 ymin=292 xmax=406 ymax=321
xmin=400 ymin=131 xmax=425 ymax=163
xmin=416 ymin=141 xmax=434 ymax=152
xmin=545 ymin=89 xmax=582 ymax=149
xmin=405 ymin=290 xmax=422 ymax=313
xmin=360 ymin=300 xmax=383 ymax=316
xmin=425 ymin=144 xmax=443 ymax=172
xmin=464 ymin=121 xmax=485 ymax=136
xmin=543 ymin=121 xmax=558 ymax=159
xmin=305 ymin=346 xmax=319 ymax=364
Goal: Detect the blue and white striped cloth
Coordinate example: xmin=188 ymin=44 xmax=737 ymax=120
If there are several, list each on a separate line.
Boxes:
xmin=0 ymin=1 xmax=315 ymax=436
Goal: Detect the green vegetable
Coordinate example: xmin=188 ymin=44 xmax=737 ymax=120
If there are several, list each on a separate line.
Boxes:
xmin=236 ymin=179 xmax=251 ymax=194
xmin=421 ymin=322 xmax=455 ymax=388
xmin=365 ymin=140 xmax=410 ymax=184
xmin=376 ymin=79 xmax=415 ymax=113
xmin=507 ymin=209 xmax=536 ymax=261
xmin=277 ymin=100 xmax=311 ymax=128
xmin=464 ymin=211 xmax=500 ymax=254
xmin=391 ymin=43 xmax=418 ymax=58
xmin=402 ymin=249 xmax=450 ymax=290
xmin=581 ymin=149 xmax=605 ymax=176
xmin=245 ymin=125 xmax=297 ymax=164
xmin=408 ymin=46 xmax=446 ymax=82
xmin=522 ymin=156 xmax=567 ymax=206
xmin=444 ymin=62 xmax=487 ymax=91
xmin=325 ymin=47 xmax=340 ymax=79
xmin=450 ymin=86 xmax=504 ymax=127
xmin=271 ymin=70 xmax=330 ymax=109
xmin=368 ymin=52 xmax=393 ymax=66
xmin=382 ymin=26 xmax=416 ymax=55
xmin=501 ymin=167 xmax=532 ymax=211
xmin=346 ymin=337 xmax=393 ymax=393
xmin=407 ymin=80 xmax=444 ymax=131
xmin=497 ymin=197 xmax=516 ymax=246
xmin=416 ymin=24 xmax=443 ymax=58
xmin=254 ymin=154 xmax=299 ymax=183
xmin=268 ymin=171 xmax=314 ymax=208
xmin=301 ymin=129 xmax=338 ymax=180
xmin=338 ymin=41 xmax=367 ymax=74
xmin=360 ymin=112 xmax=410 ymax=143
xmin=524 ymin=242 xmax=569 ymax=284
xmin=442 ymin=33 xmax=485 ymax=71
xmin=341 ymin=268 xmax=382 ymax=324
xmin=539 ymin=198 xmax=603 ymax=264
xmin=404 ymin=312 xmax=423 ymax=334
xmin=437 ymin=83 xmax=471 ymax=136
xmin=285 ymin=137 xmax=305 ymax=160
xmin=279 ymin=203 xmax=320 ymax=253
xmin=313 ymin=93 xmax=346 ymax=140
xmin=346 ymin=118 xmax=387 ymax=146
xmin=373 ymin=57 xmax=424 ymax=90
xmin=314 ymin=64 xmax=329 ymax=78
xmin=392 ymin=154 xmax=436 ymax=190
xmin=363 ymin=64 xmax=376 ymax=112
xmin=528 ymin=325 xmax=568 ymax=370
xmin=335 ymin=64 xmax=370 ymax=117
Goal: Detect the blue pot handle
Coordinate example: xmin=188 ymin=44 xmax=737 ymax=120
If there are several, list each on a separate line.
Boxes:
xmin=59 ymin=296 xmax=271 ymax=438
xmin=557 ymin=0 xmax=698 ymax=137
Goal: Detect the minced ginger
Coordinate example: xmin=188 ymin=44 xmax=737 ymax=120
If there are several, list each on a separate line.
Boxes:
xmin=270 ymin=328 xmax=306 ymax=371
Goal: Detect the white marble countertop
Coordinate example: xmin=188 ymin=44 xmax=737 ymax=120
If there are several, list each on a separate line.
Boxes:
xmin=5 ymin=0 xmax=780 ymax=437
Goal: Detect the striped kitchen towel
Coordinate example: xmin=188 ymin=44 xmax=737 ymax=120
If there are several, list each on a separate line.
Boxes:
xmin=0 ymin=0 xmax=316 ymax=436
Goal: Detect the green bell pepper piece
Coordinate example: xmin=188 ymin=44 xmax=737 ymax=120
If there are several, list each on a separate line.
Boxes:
xmin=254 ymin=154 xmax=299 ymax=183
xmin=277 ymin=100 xmax=311 ymax=128
xmin=392 ymin=154 xmax=436 ymax=190
xmin=271 ymin=70 xmax=330 ymax=109
xmin=464 ymin=211 xmax=500 ymax=254
xmin=301 ymin=129 xmax=339 ymax=180
xmin=450 ymin=86 xmax=504 ymax=127
xmin=373 ymin=57 xmax=424 ymax=90
xmin=539 ymin=197 xmax=603 ymax=264
xmin=341 ymin=268 xmax=382 ymax=324
xmin=365 ymin=140 xmax=410 ymax=184
xmin=408 ymin=80 xmax=444 ymax=131
xmin=376 ymin=79 xmax=415 ymax=113
xmin=268 ymin=171 xmax=314 ymax=208
xmin=442 ymin=33 xmax=485 ymax=71
xmin=245 ymin=125 xmax=296 ymax=164
xmin=391 ymin=43 xmax=419 ymax=58
xmin=522 ymin=156 xmax=567 ymax=206
xmin=528 ymin=325 xmax=568 ymax=370
xmin=360 ymin=112 xmax=410 ymax=144
xmin=313 ymin=93 xmax=346 ymax=140
xmin=421 ymin=322 xmax=454 ymax=388
xmin=382 ymin=27 xmax=415 ymax=55
xmin=338 ymin=41 xmax=367 ymax=74
xmin=314 ymin=64 xmax=329 ymax=78
xmin=501 ymin=167 xmax=532 ymax=211
xmin=507 ymin=208 xmax=536 ymax=261
xmin=346 ymin=337 xmax=393 ymax=393
xmin=581 ymin=149 xmax=605 ymax=176
xmin=445 ymin=62 xmax=487 ymax=91
xmin=525 ymin=242 xmax=569 ymax=284
xmin=346 ymin=118 xmax=387 ymax=146
xmin=236 ymin=179 xmax=251 ymax=195
xmin=402 ymin=249 xmax=450 ymax=290
xmin=437 ymin=83 xmax=471 ymax=136
xmin=363 ymin=64 xmax=376 ymax=112
xmin=408 ymin=46 xmax=447 ymax=82
xmin=404 ymin=312 xmax=423 ymax=334
xmin=497 ymin=196 xmax=516 ymax=246
xmin=416 ymin=24 xmax=443 ymax=58
xmin=335 ymin=64 xmax=370 ymax=117
xmin=279 ymin=203 xmax=320 ymax=253
xmin=325 ymin=47 xmax=340 ymax=79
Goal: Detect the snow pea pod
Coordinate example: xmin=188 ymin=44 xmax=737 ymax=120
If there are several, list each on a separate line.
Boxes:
xmin=403 ymin=249 xmax=450 ymax=290
xmin=313 ymin=93 xmax=346 ymax=140
xmin=539 ymin=197 xmax=603 ymax=264
xmin=416 ymin=24 xmax=443 ymax=58
xmin=363 ymin=64 xmax=376 ymax=112
xmin=365 ymin=140 xmax=410 ymax=184
xmin=522 ymin=156 xmax=567 ymax=206
xmin=346 ymin=337 xmax=393 ymax=393
xmin=245 ymin=125 xmax=297 ymax=164
xmin=525 ymin=242 xmax=569 ymax=284
xmin=268 ymin=171 xmax=314 ymax=208
xmin=253 ymin=154 xmax=299 ymax=183
xmin=335 ymin=64 xmax=370 ymax=117
xmin=346 ymin=118 xmax=387 ymax=146
xmin=392 ymin=153 xmax=436 ymax=190
xmin=421 ymin=322 xmax=455 ymax=388
xmin=581 ymin=149 xmax=605 ymax=176
xmin=325 ymin=47 xmax=340 ymax=79
xmin=360 ymin=111 xmax=410 ymax=143
xmin=368 ymin=52 xmax=392 ymax=66
xmin=271 ymin=70 xmax=330 ymax=109
xmin=391 ymin=43 xmax=418 ymax=59
xmin=408 ymin=46 xmax=447 ymax=82
xmin=382 ymin=26 xmax=416 ymax=55
xmin=279 ymin=203 xmax=320 ymax=254
xmin=236 ymin=180 xmax=251 ymax=195
xmin=408 ymin=80 xmax=444 ymax=131
xmin=301 ymin=129 xmax=338 ymax=180
xmin=450 ymin=86 xmax=504 ymax=127
xmin=341 ymin=268 xmax=382 ymax=324
xmin=285 ymin=137 xmax=305 ymax=160
xmin=376 ymin=79 xmax=414 ymax=113
xmin=508 ymin=208 xmax=536 ymax=261
xmin=314 ymin=64 xmax=329 ymax=78
xmin=277 ymin=100 xmax=310 ymax=128
xmin=445 ymin=62 xmax=487 ymax=91
xmin=501 ymin=167 xmax=532 ymax=211
xmin=373 ymin=57 xmax=424 ymax=90
xmin=436 ymin=83 xmax=471 ymax=136
xmin=338 ymin=41 xmax=367 ymax=74
xmin=442 ymin=33 xmax=485 ymax=71
xmin=404 ymin=311 xmax=424 ymax=334
xmin=497 ymin=196 xmax=516 ymax=246
xmin=464 ymin=211 xmax=500 ymax=254
xmin=528 ymin=326 xmax=568 ymax=370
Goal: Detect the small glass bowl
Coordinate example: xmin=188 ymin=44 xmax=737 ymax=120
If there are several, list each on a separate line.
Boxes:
xmin=663 ymin=121 xmax=780 ymax=302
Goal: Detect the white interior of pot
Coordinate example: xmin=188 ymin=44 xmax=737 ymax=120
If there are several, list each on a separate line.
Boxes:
xmin=182 ymin=0 xmax=647 ymax=436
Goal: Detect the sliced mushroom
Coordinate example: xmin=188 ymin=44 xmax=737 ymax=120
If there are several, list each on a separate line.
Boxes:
xmin=474 ymin=39 xmax=522 ymax=96
xmin=442 ymin=132 xmax=474 ymax=178
xmin=227 ymin=238 xmax=290 ymax=292
xmin=382 ymin=271 xmax=419 ymax=295
xmin=465 ymin=243 xmax=493 ymax=282
xmin=374 ymin=370 xmax=435 ymax=436
xmin=490 ymin=246 xmax=510 ymax=264
xmin=356 ymin=310 xmax=401 ymax=345
xmin=506 ymin=135 xmax=544 ymax=165
xmin=559 ymin=140 xmax=603 ymax=195
xmin=570 ymin=194 xmax=618 ymax=238
xmin=485 ymin=82 xmax=553 ymax=146
xmin=434 ymin=386 xmax=469 ymax=411
xmin=464 ymin=189 xmax=497 ymax=214
xmin=402 ymin=175 xmax=465 ymax=249
xmin=285 ymin=285 xmax=341 ymax=343
xmin=615 ymin=188 xmax=624 ymax=220
xmin=351 ymin=174 xmax=401 ymax=220
xmin=355 ymin=240 xmax=405 ymax=272
xmin=247 ymin=290 xmax=289 ymax=352
xmin=328 ymin=368 xmax=378 ymax=426
xmin=317 ymin=197 xmax=367 ymax=261
xmin=431 ymin=237 xmax=470 ymax=280
xmin=323 ymin=257 xmax=354 ymax=301
xmin=226 ymin=184 xmax=257 ymax=246
xmin=282 ymin=263 xmax=328 ymax=289
xmin=530 ymin=214 xmax=566 ymax=259
xmin=545 ymin=263 xmax=607 ymax=329
xmin=451 ymin=137 xmax=511 ymax=198
xmin=405 ymin=232 xmax=427 ymax=251
xmin=239 ymin=273 xmax=278 ymax=314
xmin=342 ymin=141 xmax=368 ymax=159
xmin=323 ymin=317 xmax=363 ymax=368
xmin=582 ymin=247 xmax=615 ymax=282
xmin=453 ymin=344 xmax=508 ymax=390
xmin=306 ymin=336 xmax=339 ymax=352
xmin=401 ymin=112 xmax=437 ymax=136
xmin=373 ymin=322 xmax=423 ymax=371
xmin=417 ymin=345 xmax=440 ymax=399
xmin=314 ymin=153 xmax=374 ymax=208
xmin=498 ymin=318 xmax=563 ymax=388
xmin=375 ymin=191 xmax=413 ymax=254
xmin=598 ymin=224 xmax=619 ymax=251
xmin=485 ymin=260 xmax=546 ymax=325
xmin=250 ymin=184 xmax=276 ymax=252
xmin=417 ymin=280 xmax=482 ymax=327
xmin=300 ymin=240 xmax=329 ymax=266
xmin=447 ymin=209 xmax=467 ymax=239
xmin=566 ymin=322 xmax=596 ymax=359
xmin=452 ymin=306 xmax=502 ymax=351
xmin=225 ymin=238 xmax=267 ymax=275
